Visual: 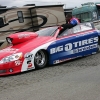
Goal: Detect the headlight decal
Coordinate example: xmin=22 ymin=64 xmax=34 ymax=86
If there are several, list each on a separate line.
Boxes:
xmin=0 ymin=52 xmax=23 ymax=64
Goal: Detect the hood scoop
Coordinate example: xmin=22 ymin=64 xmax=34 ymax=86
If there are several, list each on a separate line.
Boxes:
xmin=6 ymin=32 xmax=38 ymax=45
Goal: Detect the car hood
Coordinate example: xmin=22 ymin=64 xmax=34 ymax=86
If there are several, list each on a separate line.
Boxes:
xmin=0 ymin=36 xmax=55 ymax=60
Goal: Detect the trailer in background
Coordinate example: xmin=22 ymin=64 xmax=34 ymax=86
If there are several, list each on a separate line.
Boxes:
xmin=0 ymin=4 xmax=66 ymax=44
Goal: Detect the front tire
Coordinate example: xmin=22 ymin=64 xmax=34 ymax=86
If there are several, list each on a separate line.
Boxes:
xmin=34 ymin=50 xmax=48 ymax=69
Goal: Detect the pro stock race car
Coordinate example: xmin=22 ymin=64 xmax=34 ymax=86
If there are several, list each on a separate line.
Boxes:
xmin=0 ymin=22 xmax=100 ymax=76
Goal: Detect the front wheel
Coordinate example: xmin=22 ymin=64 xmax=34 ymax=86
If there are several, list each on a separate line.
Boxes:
xmin=34 ymin=50 xmax=48 ymax=69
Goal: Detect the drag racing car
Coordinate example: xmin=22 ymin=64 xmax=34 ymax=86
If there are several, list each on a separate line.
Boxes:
xmin=0 ymin=22 xmax=100 ymax=76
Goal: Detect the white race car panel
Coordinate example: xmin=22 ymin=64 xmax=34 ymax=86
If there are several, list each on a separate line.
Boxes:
xmin=21 ymin=41 xmax=55 ymax=72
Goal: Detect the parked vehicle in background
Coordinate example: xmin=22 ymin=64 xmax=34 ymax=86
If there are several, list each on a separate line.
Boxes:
xmin=72 ymin=2 xmax=100 ymax=30
xmin=0 ymin=4 xmax=66 ymax=45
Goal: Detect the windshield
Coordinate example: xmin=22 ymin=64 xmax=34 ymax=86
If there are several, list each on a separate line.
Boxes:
xmin=36 ymin=26 xmax=58 ymax=36
xmin=58 ymin=22 xmax=94 ymax=37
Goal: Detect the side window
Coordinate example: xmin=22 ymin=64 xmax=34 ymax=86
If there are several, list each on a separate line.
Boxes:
xmin=0 ymin=17 xmax=4 ymax=28
xmin=58 ymin=29 xmax=72 ymax=38
xmin=72 ymin=25 xmax=81 ymax=33
xmin=17 ymin=11 xmax=24 ymax=23
xmin=72 ymin=24 xmax=92 ymax=33
xmin=81 ymin=12 xmax=92 ymax=22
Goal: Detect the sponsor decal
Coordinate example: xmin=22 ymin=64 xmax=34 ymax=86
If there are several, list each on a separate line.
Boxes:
xmin=50 ymin=37 xmax=98 ymax=54
xmin=53 ymin=60 xmax=59 ymax=64
xmin=0 ymin=48 xmax=19 ymax=53
xmin=15 ymin=60 xmax=22 ymax=66
xmin=24 ymin=52 xmax=33 ymax=60
xmin=53 ymin=58 xmax=74 ymax=64
xmin=59 ymin=58 xmax=72 ymax=63
xmin=70 ymin=44 xmax=97 ymax=55
xmin=18 ymin=34 xmax=30 ymax=39
xmin=27 ymin=60 xmax=33 ymax=69
xmin=28 ymin=63 xmax=32 ymax=68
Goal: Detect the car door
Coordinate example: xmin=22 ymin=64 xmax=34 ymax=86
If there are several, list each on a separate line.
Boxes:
xmin=48 ymin=25 xmax=98 ymax=65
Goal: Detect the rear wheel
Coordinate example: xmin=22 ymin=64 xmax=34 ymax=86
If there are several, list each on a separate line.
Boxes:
xmin=34 ymin=50 xmax=48 ymax=69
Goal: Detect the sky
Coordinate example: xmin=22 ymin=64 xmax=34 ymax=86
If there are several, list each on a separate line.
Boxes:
xmin=0 ymin=0 xmax=100 ymax=8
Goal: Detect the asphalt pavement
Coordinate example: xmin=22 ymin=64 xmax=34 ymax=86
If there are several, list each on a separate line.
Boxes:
xmin=0 ymin=53 xmax=100 ymax=100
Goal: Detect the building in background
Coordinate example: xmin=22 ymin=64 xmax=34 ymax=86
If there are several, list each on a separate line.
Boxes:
xmin=72 ymin=2 xmax=100 ymax=23
xmin=64 ymin=8 xmax=74 ymax=16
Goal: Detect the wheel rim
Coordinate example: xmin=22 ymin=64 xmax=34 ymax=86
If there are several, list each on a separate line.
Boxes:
xmin=34 ymin=50 xmax=46 ymax=66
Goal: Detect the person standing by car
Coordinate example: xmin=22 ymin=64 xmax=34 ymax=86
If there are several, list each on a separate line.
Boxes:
xmin=61 ymin=14 xmax=80 ymax=29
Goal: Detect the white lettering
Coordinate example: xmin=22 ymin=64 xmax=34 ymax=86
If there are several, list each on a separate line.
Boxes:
xmin=49 ymin=37 xmax=98 ymax=54
xmin=73 ymin=49 xmax=78 ymax=53
xmin=50 ymin=48 xmax=56 ymax=54
xmin=94 ymin=37 xmax=98 ymax=42
xmin=50 ymin=46 xmax=63 ymax=54
xmin=85 ymin=46 xmax=90 ymax=50
xmin=82 ymin=40 xmax=88 ymax=45
xmin=57 ymin=46 xmax=63 ymax=52
xmin=73 ymin=42 xmax=79 ymax=47
xmin=79 ymin=41 xmax=82 ymax=46
xmin=78 ymin=48 xmax=83 ymax=52
xmin=88 ymin=38 xmax=93 ymax=44
xmin=65 ymin=43 xmax=72 ymax=51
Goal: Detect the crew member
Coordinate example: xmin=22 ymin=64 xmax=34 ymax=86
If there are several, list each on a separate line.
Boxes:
xmin=61 ymin=14 xmax=80 ymax=29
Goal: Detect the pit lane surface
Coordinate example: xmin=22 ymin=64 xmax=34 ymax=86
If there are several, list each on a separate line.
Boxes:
xmin=0 ymin=53 xmax=100 ymax=100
